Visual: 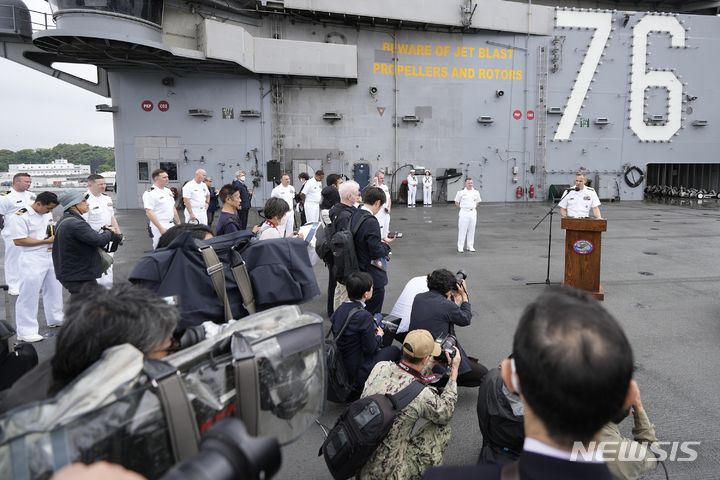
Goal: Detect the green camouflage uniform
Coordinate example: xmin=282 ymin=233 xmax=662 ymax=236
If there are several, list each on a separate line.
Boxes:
xmin=599 ymin=409 xmax=658 ymax=480
xmin=358 ymin=361 xmax=458 ymax=480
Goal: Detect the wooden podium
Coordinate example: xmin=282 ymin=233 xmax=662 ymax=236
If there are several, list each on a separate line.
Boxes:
xmin=560 ymin=218 xmax=607 ymax=300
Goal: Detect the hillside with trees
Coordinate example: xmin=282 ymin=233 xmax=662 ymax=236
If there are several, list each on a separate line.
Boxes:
xmin=0 ymin=144 xmax=115 ymax=173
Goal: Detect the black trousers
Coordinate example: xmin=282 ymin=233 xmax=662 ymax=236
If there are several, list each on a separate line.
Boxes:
xmin=457 ymin=358 xmax=489 ymax=387
xmin=326 ymin=260 xmax=336 ymax=317
xmin=238 ymin=208 xmax=250 ymax=230
xmin=365 ymin=287 xmax=385 ymax=315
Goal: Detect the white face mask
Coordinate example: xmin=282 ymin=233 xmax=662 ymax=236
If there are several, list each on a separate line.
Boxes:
xmin=240 ymin=176 xmax=246 ymax=182
xmin=279 ymin=214 xmax=288 ymax=225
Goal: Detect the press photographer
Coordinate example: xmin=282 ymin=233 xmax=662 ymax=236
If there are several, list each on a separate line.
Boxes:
xmin=53 ymin=190 xmax=123 ymax=295
xmin=407 ymin=268 xmax=488 ymax=387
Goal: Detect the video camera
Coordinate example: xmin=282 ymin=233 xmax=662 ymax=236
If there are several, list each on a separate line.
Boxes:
xmin=0 ymin=307 xmax=324 ymax=480
xmin=162 ymin=418 xmax=280 ymax=480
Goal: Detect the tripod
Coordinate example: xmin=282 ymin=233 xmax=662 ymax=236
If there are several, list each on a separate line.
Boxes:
xmin=526 ymin=197 xmax=565 ymax=286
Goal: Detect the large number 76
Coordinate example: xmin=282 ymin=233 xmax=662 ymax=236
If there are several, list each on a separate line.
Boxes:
xmin=553 ymin=10 xmax=686 ymax=142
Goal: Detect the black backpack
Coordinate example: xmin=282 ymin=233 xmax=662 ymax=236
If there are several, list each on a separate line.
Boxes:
xmin=325 ymin=306 xmax=363 ymax=403
xmin=331 ymin=214 xmax=370 ymax=285
xmin=320 ymin=379 xmax=425 ymax=480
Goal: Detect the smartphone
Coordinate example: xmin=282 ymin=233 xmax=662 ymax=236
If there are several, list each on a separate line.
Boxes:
xmin=387 ymin=232 xmax=403 ymax=239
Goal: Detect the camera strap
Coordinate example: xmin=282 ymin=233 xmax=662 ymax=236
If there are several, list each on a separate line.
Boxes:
xmin=328 ymin=306 xmax=363 ymax=340
xmin=200 ymin=245 xmax=234 ymax=322
xmin=143 ymin=360 xmax=200 ymax=462
xmin=396 ymin=361 xmax=441 ymax=384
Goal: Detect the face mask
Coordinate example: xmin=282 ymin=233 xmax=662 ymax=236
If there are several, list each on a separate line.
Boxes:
xmin=510 ymin=358 xmax=522 ymax=395
xmin=279 ymin=214 xmax=288 ymax=225
xmin=240 ymin=176 xmax=246 ymax=182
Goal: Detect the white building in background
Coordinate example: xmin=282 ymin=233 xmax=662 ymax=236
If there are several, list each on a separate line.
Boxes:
xmin=4 ymin=159 xmax=91 ymax=187
xmin=9 ymin=159 xmax=90 ymax=177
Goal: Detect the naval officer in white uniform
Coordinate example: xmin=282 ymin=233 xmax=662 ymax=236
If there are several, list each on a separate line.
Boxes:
xmin=0 ymin=173 xmax=35 ymax=295
xmin=374 ymin=171 xmax=391 ymax=236
xmin=558 ymin=172 xmax=602 ymax=219
xmin=85 ymin=173 xmax=121 ymax=287
xmin=302 ymin=170 xmax=324 ymax=224
xmin=5 ymin=192 xmax=64 ymax=343
xmin=422 ymin=170 xmax=433 ymax=206
xmin=271 ymin=173 xmax=296 ymax=237
xmin=406 ymin=169 xmax=418 ymax=207
xmin=143 ymin=169 xmax=181 ymax=249
xmin=454 ymin=177 xmax=482 ymax=253
xmin=182 ymin=169 xmax=210 ymax=225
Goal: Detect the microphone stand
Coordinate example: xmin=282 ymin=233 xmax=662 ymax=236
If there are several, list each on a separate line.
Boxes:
xmin=526 ymin=189 xmax=573 ymax=286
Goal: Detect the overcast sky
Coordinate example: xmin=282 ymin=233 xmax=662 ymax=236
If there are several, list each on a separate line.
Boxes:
xmin=0 ymin=0 xmax=114 ymax=151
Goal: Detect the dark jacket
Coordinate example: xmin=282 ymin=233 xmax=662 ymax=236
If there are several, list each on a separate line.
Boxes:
xmin=320 ymin=186 xmax=340 ymax=210
xmin=476 ymin=367 xmax=525 ymax=464
xmin=331 ymin=300 xmax=382 ymax=388
xmin=422 ymin=450 xmax=613 ymax=480
xmin=215 ymin=211 xmax=242 ymax=236
xmin=0 ymin=360 xmax=53 ymax=415
xmin=329 ymin=203 xmax=355 ymax=230
xmin=408 ymin=290 xmax=473 ymax=374
xmin=53 ymin=211 xmax=114 ymax=282
xmin=207 ymin=186 xmax=219 ymax=213
xmin=351 ymin=208 xmax=391 ymax=290
xmin=233 ymin=180 xmax=252 ymax=211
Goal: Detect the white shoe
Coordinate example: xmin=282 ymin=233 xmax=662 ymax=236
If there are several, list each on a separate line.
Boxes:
xmin=457 ymin=249 xmax=464 ymax=253
xmin=47 ymin=323 xmax=63 ymax=329
xmin=17 ymin=334 xmax=44 ymax=343
xmin=467 ymin=248 xmax=476 ymax=252
xmin=8 ymin=289 xmax=19 ymax=296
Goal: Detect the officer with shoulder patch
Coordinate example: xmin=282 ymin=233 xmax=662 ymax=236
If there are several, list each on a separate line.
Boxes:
xmin=85 ymin=173 xmax=121 ymax=287
xmin=0 ymin=173 xmax=35 ymax=295
xmin=4 ymin=192 xmax=63 ymax=343
xmin=142 ymin=169 xmax=180 ymax=249
xmin=558 ymin=172 xmax=602 ymax=219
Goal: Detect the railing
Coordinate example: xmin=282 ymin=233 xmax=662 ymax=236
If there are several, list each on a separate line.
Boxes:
xmin=0 ymin=3 xmax=55 ymax=33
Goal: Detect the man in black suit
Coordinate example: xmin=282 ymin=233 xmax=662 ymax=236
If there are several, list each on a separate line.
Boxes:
xmin=423 ymin=287 xmax=635 ymax=480
xmin=330 ymin=271 xmax=400 ymax=399
xmin=408 ymin=268 xmax=488 ymax=387
xmin=232 ymin=170 xmax=253 ymax=230
xmin=351 ymin=186 xmax=394 ymax=314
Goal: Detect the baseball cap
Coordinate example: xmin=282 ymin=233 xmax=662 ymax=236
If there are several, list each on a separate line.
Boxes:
xmin=58 ymin=190 xmax=88 ymax=211
xmin=403 ymin=330 xmax=441 ymax=358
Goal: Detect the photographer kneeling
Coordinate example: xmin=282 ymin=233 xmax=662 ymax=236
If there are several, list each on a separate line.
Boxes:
xmin=359 ymin=330 xmax=460 ymax=479
xmin=331 ymin=272 xmax=401 ymax=400
xmin=408 ymin=268 xmax=488 ymax=387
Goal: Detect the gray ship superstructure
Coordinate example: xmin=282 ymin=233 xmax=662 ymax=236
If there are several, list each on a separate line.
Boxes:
xmin=2 ymin=0 xmax=720 ymax=208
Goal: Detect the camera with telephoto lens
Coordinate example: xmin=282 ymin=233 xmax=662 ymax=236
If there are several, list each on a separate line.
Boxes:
xmin=101 ymin=225 xmax=124 ymax=253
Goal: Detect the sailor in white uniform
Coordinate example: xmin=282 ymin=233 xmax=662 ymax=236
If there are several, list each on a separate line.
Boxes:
xmin=558 ymin=173 xmax=602 ymax=219
xmin=5 ymin=192 xmax=64 ymax=343
xmin=454 ymin=177 xmax=482 ymax=253
xmin=182 ymin=169 xmax=210 ymax=225
xmin=374 ymin=172 xmax=391 ymax=236
xmin=302 ymin=170 xmax=324 ymax=224
xmin=0 ymin=173 xmax=35 ymax=295
xmin=143 ymin=169 xmax=181 ymax=249
xmin=85 ymin=173 xmax=121 ymax=287
xmin=423 ymin=171 xmax=433 ymax=206
xmin=271 ymin=173 xmax=296 ymax=237
xmin=407 ymin=169 xmax=418 ymax=207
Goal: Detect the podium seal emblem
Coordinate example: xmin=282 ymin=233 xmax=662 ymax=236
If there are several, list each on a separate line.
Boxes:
xmin=573 ymin=240 xmax=594 ymax=255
